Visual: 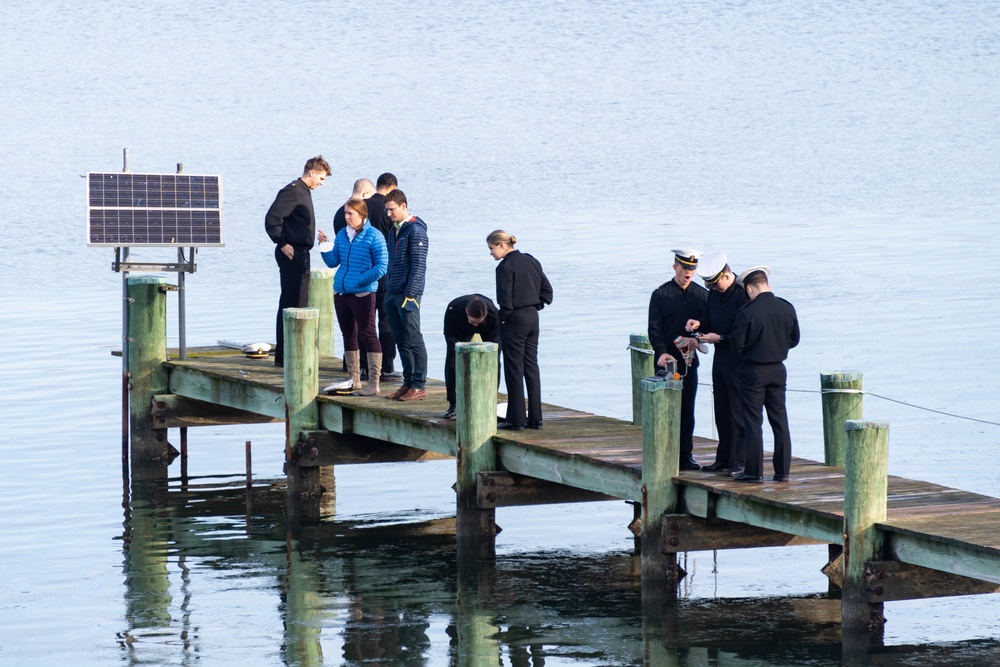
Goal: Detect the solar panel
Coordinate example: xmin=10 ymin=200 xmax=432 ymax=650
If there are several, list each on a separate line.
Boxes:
xmin=87 ymin=172 xmax=224 ymax=247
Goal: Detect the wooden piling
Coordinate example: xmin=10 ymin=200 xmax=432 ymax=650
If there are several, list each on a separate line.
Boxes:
xmin=283 ymin=307 xmax=322 ymax=520
xmin=842 ymin=419 xmax=889 ymax=639
xmin=455 ymin=341 xmax=499 ymax=549
xmin=820 ymin=371 xmax=863 ymax=467
xmin=127 ymin=276 xmax=171 ymax=475
xmin=640 ymin=376 xmax=684 ymax=590
xmin=629 ymin=334 xmax=655 ymax=425
xmin=307 ymin=268 xmax=335 ymax=358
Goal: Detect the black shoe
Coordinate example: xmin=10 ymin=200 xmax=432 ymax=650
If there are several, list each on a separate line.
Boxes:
xmin=734 ymin=473 xmax=763 ymax=483
xmin=274 ymin=360 xmax=283 ymax=367
xmin=360 ymin=368 xmax=369 ymax=380
xmin=702 ymin=462 xmax=728 ymax=472
xmin=772 ymin=475 xmax=789 ymax=482
xmin=497 ymin=421 xmax=523 ymax=431
xmin=526 ymin=421 xmax=543 ymax=430
xmin=679 ymin=458 xmax=701 ymax=471
xmin=727 ymin=466 xmax=745 ymax=477
xmin=443 ymin=407 xmax=456 ymax=420
xmin=380 ymin=370 xmax=403 ymax=382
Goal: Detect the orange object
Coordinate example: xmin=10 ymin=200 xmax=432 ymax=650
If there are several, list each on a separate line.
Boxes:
xmin=673 ymin=373 xmax=681 ymax=380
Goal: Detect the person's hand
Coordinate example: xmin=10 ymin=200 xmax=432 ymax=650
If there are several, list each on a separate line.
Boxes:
xmin=317 ymin=229 xmax=328 ymax=243
xmin=657 ymin=353 xmax=675 ymax=368
xmin=402 ymin=297 xmax=420 ymax=312
xmin=280 ymin=244 xmax=294 ymax=260
xmin=685 ymin=319 xmax=700 ymax=332
xmin=700 ymin=333 xmax=721 ymax=344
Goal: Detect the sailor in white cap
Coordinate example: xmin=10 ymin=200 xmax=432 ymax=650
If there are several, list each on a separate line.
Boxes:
xmin=647 ymin=248 xmax=708 ymax=470
xmin=728 ymin=267 xmax=800 ymax=483
xmin=685 ymin=252 xmax=750 ymax=476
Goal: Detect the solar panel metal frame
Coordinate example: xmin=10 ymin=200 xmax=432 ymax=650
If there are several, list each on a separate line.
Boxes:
xmin=86 ymin=172 xmax=225 ymax=247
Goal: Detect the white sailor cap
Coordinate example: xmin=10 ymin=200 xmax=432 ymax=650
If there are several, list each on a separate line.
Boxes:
xmin=735 ymin=265 xmax=771 ymax=287
xmin=671 ymin=249 xmax=703 ymax=269
xmin=696 ymin=251 xmax=728 ymax=284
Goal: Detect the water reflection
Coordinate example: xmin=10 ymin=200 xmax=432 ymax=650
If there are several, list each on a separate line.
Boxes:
xmin=120 ymin=475 xmax=1000 ymax=666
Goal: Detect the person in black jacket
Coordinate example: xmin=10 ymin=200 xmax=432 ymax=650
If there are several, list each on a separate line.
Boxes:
xmin=442 ymin=294 xmax=500 ymax=420
xmin=264 ymin=155 xmax=330 ymax=366
xmin=647 ymin=249 xmax=709 ymax=470
xmin=489 ymin=230 xmax=553 ymax=431
xmin=685 ymin=251 xmax=750 ymax=476
xmin=729 ymin=267 xmax=800 ymax=483
xmin=363 ymin=173 xmax=401 ymax=381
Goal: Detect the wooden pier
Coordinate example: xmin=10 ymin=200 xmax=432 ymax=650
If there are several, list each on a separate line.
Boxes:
xmin=123 ymin=275 xmax=1000 ymax=645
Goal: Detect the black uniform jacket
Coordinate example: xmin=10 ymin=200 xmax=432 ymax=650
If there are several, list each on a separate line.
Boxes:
xmin=495 ymin=250 xmax=553 ymax=321
xmin=444 ymin=294 xmax=500 ymax=343
xmin=647 ymin=279 xmax=709 ymax=372
xmin=265 ymin=178 xmax=316 ymax=249
xmin=703 ymin=281 xmax=750 ymax=359
xmin=729 ymin=291 xmax=800 ymax=364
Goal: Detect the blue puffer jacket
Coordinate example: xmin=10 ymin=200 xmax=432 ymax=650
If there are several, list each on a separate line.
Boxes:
xmin=387 ymin=216 xmax=428 ymax=297
xmin=320 ymin=222 xmax=388 ymax=294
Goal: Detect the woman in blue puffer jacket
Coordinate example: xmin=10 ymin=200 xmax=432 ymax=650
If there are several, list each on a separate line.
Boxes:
xmin=318 ymin=198 xmax=388 ymax=395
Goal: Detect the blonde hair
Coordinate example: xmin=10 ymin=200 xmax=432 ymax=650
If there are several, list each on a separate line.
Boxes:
xmin=486 ymin=229 xmax=517 ymax=247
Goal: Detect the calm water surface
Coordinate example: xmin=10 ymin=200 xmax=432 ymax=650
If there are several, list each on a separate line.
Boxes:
xmin=1 ymin=1 xmax=999 ymax=665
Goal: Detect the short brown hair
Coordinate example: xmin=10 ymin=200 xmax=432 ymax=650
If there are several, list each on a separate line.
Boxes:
xmin=385 ymin=189 xmax=408 ymax=207
xmin=345 ymin=198 xmax=368 ymax=220
xmin=303 ymin=155 xmax=331 ymax=175
xmin=466 ymin=296 xmax=488 ymax=320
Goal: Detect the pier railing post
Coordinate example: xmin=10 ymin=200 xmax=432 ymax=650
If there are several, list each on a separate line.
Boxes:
xmin=307 ymin=268 xmax=335 ymax=358
xmin=455 ymin=341 xmax=499 ymax=552
xmin=283 ymin=307 xmax=322 ymax=521
xmin=842 ymin=419 xmax=889 ymax=643
xmin=640 ymin=376 xmax=684 ymax=591
xmin=128 ymin=276 xmax=171 ymax=477
xmin=821 ymin=371 xmax=863 ymax=466
xmin=629 ymin=334 xmax=655 ymax=425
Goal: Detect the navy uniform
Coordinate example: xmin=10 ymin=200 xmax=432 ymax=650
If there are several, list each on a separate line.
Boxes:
xmin=443 ymin=294 xmax=501 ymax=418
xmin=647 ymin=250 xmax=708 ymax=469
xmin=695 ymin=252 xmax=750 ymax=474
xmin=729 ymin=267 xmax=800 ymax=482
xmin=496 ymin=250 xmax=553 ymax=429
xmin=265 ymin=177 xmax=316 ymax=366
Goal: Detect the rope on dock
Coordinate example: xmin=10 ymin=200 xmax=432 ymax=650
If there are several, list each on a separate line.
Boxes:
xmin=627 ymin=345 xmax=654 ymax=355
xmin=691 ymin=382 xmax=1000 ymax=427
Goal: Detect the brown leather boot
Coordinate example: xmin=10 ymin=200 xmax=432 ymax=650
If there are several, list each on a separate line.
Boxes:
xmin=342 ymin=350 xmax=361 ymax=394
xmin=358 ymin=352 xmax=382 ymax=396
xmin=386 ymin=385 xmax=409 ymax=400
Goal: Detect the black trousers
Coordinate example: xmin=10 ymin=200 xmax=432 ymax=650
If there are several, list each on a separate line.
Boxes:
xmin=500 ymin=307 xmax=541 ymax=426
xmin=445 ymin=337 xmax=501 ymax=408
xmin=739 ymin=362 xmax=791 ymax=478
xmin=358 ymin=291 xmax=397 ymax=373
xmin=274 ymin=246 xmax=310 ymax=364
xmin=712 ymin=353 xmax=745 ymax=467
xmin=680 ymin=363 xmax=698 ymax=458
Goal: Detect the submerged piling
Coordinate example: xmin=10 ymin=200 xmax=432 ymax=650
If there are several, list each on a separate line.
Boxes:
xmin=842 ymin=419 xmax=889 ymax=641
xmin=128 ymin=276 xmax=170 ymax=477
xmin=455 ymin=341 xmax=500 ymax=554
xmin=640 ymin=376 xmax=684 ymax=593
xmin=283 ymin=307 xmax=322 ymax=521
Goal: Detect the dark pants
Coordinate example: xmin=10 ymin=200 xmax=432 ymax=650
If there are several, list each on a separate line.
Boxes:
xmin=334 ymin=292 xmax=380 ymax=353
xmin=274 ymin=245 xmax=310 ymax=364
xmin=500 ymin=307 xmax=541 ymax=426
xmin=445 ymin=337 xmax=501 ymax=408
xmin=739 ymin=362 xmax=791 ymax=478
xmin=358 ymin=291 xmax=396 ymax=373
xmin=712 ymin=353 xmax=745 ymax=467
xmin=680 ymin=362 xmax=698 ymax=458
xmin=385 ymin=293 xmax=427 ymax=390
